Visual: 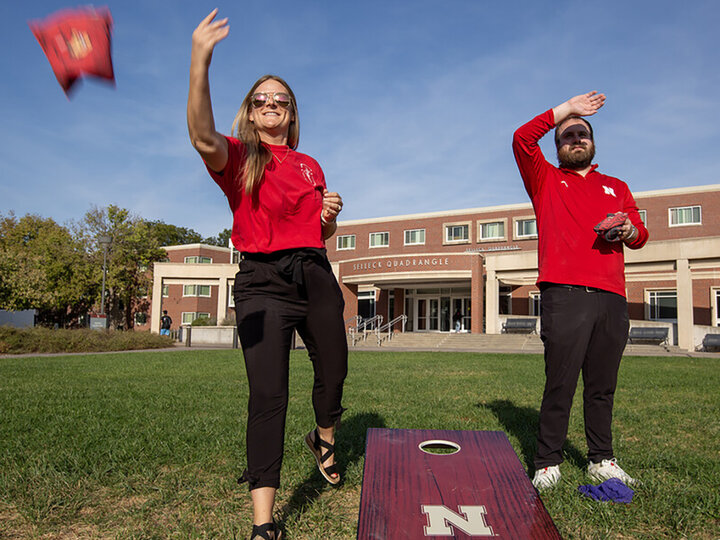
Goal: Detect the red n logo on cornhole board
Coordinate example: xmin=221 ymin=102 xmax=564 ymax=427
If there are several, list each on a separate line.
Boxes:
xmin=357 ymin=428 xmax=560 ymax=539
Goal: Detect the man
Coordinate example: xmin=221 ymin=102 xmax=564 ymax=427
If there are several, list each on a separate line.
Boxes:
xmin=160 ymin=310 xmax=172 ymax=336
xmin=512 ymin=91 xmax=648 ymax=490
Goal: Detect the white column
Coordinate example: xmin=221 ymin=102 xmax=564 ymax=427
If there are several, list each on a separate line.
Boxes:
xmin=676 ymin=258 xmax=693 ymax=351
xmin=485 ymin=258 xmax=499 ymax=334
xmin=217 ymin=278 xmax=228 ymax=324
xmin=151 ymin=264 xmax=164 ymax=334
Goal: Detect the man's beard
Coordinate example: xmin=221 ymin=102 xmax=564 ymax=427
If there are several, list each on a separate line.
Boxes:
xmin=557 ymin=142 xmax=595 ymax=170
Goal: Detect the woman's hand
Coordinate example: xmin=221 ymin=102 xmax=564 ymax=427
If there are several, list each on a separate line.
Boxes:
xmin=321 ymin=189 xmax=343 ymax=224
xmin=191 ymin=9 xmax=229 ymax=66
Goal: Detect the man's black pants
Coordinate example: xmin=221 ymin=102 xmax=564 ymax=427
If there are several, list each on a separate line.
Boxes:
xmin=233 ymin=251 xmax=348 ymax=490
xmin=534 ymin=284 xmax=629 ymax=469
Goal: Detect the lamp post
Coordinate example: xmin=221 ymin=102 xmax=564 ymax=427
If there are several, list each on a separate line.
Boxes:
xmin=98 ymin=235 xmax=111 ymax=316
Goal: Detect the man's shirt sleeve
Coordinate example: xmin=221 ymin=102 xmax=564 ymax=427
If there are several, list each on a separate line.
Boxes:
xmin=512 ymin=109 xmax=556 ymax=199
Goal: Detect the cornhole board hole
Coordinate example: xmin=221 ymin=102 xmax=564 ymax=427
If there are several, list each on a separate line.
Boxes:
xmin=357 ymin=428 xmax=560 ymax=539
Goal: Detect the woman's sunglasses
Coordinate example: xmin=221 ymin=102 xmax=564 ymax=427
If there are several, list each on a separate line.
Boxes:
xmin=251 ymin=92 xmax=292 ymax=109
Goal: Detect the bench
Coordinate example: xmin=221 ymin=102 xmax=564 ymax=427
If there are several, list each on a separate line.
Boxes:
xmin=502 ymin=318 xmax=537 ymax=334
xmin=701 ymin=333 xmax=720 ymax=352
xmin=627 ymin=327 xmax=669 ymax=345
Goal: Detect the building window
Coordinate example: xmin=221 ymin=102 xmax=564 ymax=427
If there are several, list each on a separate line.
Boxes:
xmin=134 ymin=312 xmax=147 ymax=325
xmin=478 ymin=219 xmax=506 ymax=242
xmin=499 ymin=286 xmax=512 ymax=315
xmin=337 ymin=234 xmax=356 ymax=250
xmin=185 ymin=256 xmax=212 ymax=264
xmin=669 ymin=206 xmax=701 ymax=226
xmin=514 ymin=217 xmax=537 ymax=239
xmin=162 ymin=285 xmax=169 ymax=297
xmin=404 ymin=229 xmax=426 ymax=246
xmin=369 ymin=232 xmax=389 ymax=248
xmin=637 ymin=210 xmax=647 ymax=224
xmin=182 ymin=312 xmax=210 ymax=324
xmin=648 ymin=290 xmax=677 ymax=320
xmin=529 ymin=291 xmax=541 ymax=316
xmin=713 ymin=289 xmax=720 ymax=327
xmin=183 ymin=284 xmax=211 ymax=297
xmin=444 ymin=223 xmax=470 ymax=244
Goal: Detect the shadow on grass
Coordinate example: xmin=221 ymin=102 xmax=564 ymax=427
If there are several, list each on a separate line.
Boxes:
xmin=277 ymin=411 xmax=386 ymax=528
xmin=478 ymin=400 xmax=585 ymax=471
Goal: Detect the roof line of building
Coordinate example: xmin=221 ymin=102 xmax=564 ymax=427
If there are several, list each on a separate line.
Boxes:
xmin=336 ymin=183 xmax=720 ymax=226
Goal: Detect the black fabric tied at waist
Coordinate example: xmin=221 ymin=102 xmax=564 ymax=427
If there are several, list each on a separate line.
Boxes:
xmin=241 ymin=248 xmax=328 ymax=286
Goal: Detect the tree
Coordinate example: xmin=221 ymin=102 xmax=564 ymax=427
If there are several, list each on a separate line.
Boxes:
xmin=80 ymin=205 xmax=167 ymax=330
xmin=0 ymin=212 xmax=94 ymax=326
xmin=204 ymin=227 xmax=232 ymax=247
xmin=144 ymin=220 xmax=205 ymax=247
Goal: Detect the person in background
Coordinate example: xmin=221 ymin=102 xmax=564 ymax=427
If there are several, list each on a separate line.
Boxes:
xmin=159 ymin=310 xmax=172 ymax=336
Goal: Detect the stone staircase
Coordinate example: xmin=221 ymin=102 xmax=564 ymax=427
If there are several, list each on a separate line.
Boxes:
xmin=348 ymin=331 xmax=685 ymax=356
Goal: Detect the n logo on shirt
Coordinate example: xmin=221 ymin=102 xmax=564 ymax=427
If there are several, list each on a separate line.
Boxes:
xmin=603 ymin=185 xmax=617 ymax=197
xmin=300 ymin=163 xmax=317 ymax=187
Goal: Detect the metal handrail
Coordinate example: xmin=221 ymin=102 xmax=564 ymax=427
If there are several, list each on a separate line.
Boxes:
xmin=348 ymin=314 xmax=383 ymax=346
xmin=356 ymin=314 xmax=383 ymax=333
xmin=344 ymin=315 xmax=362 ymax=332
xmin=376 ymin=314 xmax=408 ymax=345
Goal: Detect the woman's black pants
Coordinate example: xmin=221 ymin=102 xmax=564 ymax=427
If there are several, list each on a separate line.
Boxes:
xmin=233 ymin=251 xmax=348 ymax=490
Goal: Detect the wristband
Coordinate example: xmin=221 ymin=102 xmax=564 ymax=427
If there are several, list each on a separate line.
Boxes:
xmin=624 ymin=225 xmax=637 ymax=243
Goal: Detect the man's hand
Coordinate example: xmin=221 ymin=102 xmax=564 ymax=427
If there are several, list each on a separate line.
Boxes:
xmin=321 ymin=189 xmax=343 ymax=224
xmin=619 ymin=218 xmax=638 ymax=243
xmin=553 ymin=91 xmax=606 ymax=124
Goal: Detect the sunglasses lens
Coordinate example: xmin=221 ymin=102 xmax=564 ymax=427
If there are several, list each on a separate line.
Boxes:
xmin=251 ymin=93 xmax=267 ymax=108
xmin=274 ymin=93 xmax=291 ymax=108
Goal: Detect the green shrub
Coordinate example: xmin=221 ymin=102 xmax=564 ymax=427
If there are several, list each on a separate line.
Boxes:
xmin=190 ymin=317 xmax=217 ymax=326
xmin=0 ymin=327 xmax=173 ymax=354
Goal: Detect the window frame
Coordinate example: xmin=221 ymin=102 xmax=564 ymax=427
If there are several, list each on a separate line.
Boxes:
xmin=443 ymin=221 xmax=471 ymax=245
xmin=646 ymin=289 xmax=678 ymax=321
xmin=183 ymin=284 xmax=212 ymax=298
xmin=404 ymin=228 xmax=426 ymax=246
xmin=369 ymin=231 xmax=390 ymax=248
xmin=184 ymin=256 xmax=213 ymax=264
xmin=513 ymin=215 xmax=538 ymax=240
xmin=477 ymin=218 xmax=507 ymax=243
xmin=336 ymin=234 xmax=356 ymax=251
xmin=668 ymin=205 xmax=701 ymax=227
xmin=182 ymin=312 xmax=211 ymax=324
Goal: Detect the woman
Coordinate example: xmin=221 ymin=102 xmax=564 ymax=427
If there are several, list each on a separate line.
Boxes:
xmin=187 ymin=10 xmax=348 ymax=540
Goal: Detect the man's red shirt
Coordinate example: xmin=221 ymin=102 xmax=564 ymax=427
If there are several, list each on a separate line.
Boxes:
xmin=513 ymin=109 xmax=648 ymax=297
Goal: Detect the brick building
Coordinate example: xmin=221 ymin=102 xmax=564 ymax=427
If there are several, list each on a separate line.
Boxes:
xmin=150 ymin=184 xmax=720 ymax=351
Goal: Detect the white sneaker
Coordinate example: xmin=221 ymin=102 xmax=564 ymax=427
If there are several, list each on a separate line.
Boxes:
xmin=532 ymin=465 xmax=561 ymax=490
xmin=588 ymin=458 xmax=638 ymax=485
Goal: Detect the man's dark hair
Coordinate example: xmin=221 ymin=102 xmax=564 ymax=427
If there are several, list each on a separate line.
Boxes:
xmin=163 ymin=310 xmax=168 ymax=315
xmin=554 ymin=116 xmax=594 ymax=148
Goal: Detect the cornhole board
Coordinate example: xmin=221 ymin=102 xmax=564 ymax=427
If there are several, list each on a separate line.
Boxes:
xmin=357 ymin=428 xmax=561 ymax=539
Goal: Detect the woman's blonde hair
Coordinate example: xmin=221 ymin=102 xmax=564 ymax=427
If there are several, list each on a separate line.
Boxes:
xmin=231 ymin=75 xmax=299 ymax=195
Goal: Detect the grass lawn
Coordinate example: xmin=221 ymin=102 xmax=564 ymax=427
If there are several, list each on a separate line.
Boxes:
xmin=1 ymin=349 xmax=718 ymax=539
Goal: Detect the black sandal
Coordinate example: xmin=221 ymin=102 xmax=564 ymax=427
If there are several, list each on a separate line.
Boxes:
xmin=250 ymin=521 xmax=282 ymax=540
xmin=304 ymin=428 xmax=340 ymax=484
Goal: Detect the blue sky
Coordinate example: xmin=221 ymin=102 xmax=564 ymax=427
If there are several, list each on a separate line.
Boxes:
xmin=1 ymin=1 xmax=718 ymax=238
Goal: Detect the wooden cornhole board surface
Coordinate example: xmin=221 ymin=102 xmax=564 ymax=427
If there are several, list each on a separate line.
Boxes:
xmin=357 ymin=428 xmax=561 ymax=539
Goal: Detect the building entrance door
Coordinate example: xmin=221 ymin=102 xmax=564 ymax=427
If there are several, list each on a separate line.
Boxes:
xmin=415 ymin=295 xmax=470 ymax=332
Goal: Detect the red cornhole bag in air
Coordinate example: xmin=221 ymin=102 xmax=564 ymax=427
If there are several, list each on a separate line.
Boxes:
xmin=594 ymin=212 xmax=628 ymax=242
xmin=29 ymin=6 xmax=115 ymax=95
